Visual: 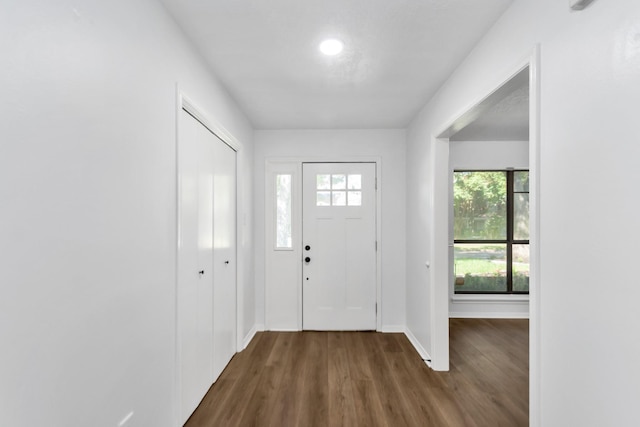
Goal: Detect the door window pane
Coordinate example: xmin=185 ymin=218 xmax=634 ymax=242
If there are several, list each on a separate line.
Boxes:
xmin=275 ymin=174 xmax=292 ymax=248
xmin=317 ymin=174 xmax=330 ymax=190
xmin=513 ymin=244 xmax=530 ymax=292
xmin=347 ymin=191 xmax=362 ymax=206
xmin=331 ymin=174 xmax=346 ymax=190
xmin=316 ymin=191 xmax=331 ymax=206
xmin=332 ymin=191 xmax=346 ymax=206
xmin=347 ymin=174 xmax=362 ymax=190
xmin=453 ymin=171 xmax=507 ymax=240
xmin=454 ymin=244 xmax=507 ymax=292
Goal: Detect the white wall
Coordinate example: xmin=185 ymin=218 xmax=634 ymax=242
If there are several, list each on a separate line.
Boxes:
xmin=0 ymin=1 xmax=254 ymax=426
xmin=449 ymin=140 xmax=529 ymax=318
xmin=449 ymin=140 xmax=528 ymax=170
xmin=254 ymin=130 xmax=406 ymax=331
xmin=406 ymin=0 xmax=640 ymax=424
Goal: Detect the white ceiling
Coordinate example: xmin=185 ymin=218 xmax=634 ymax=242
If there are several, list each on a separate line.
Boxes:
xmin=450 ymin=67 xmax=529 ymax=141
xmin=160 ymin=0 xmax=514 ymax=129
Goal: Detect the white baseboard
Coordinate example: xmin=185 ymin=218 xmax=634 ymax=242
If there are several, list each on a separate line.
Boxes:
xmin=449 ymin=312 xmax=530 ymax=319
xmin=242 ymin=324 xmax=259 ymax=350
xmin=404 ymin=327 xmax=432 ymax=367
xmin=266 ymin=328 xmax=300 ymax=332
xmin=380 ymin=325 xmax=405 ymax=333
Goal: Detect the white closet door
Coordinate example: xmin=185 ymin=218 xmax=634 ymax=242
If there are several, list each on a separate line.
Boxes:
xmin=212 ymin=138 xmax=237 ymax=381
xmin=178 ymin=111 xmax=215 ymax=423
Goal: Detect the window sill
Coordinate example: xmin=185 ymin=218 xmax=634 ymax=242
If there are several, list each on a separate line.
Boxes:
xmin=451 ymin=294 xmax=529 ymax=303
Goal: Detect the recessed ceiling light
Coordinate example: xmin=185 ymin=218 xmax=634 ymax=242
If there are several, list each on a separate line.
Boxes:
xmin=319 ymin=39 xmax=343 ymax=56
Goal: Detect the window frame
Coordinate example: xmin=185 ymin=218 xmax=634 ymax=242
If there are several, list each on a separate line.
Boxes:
xmin=453 ymin=169 xmax=530 ymax=295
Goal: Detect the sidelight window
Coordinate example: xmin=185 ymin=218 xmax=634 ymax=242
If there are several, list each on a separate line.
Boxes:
xmin=275 ymin=174 xmax=292 ymax=249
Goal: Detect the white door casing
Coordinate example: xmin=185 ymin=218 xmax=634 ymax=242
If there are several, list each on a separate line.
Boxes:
xmin=302 ymin=163 xmax=377 ymax=330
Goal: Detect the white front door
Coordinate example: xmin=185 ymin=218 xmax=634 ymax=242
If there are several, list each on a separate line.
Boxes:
xmin=302 ymin=163 xmax=377 ymax=330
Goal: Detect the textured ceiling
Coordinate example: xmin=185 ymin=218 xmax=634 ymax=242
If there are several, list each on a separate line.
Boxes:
xmin=160 ymin=0 xmax=514 ymax=129
xmin=450 ymin=68 xmax=529 ymax=141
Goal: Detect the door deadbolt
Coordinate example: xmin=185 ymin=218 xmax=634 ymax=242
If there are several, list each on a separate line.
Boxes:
xmin=304 ymin=257 xmax=311 ymax=263
xmin=305 ymin=245 xmax=311 ymax=251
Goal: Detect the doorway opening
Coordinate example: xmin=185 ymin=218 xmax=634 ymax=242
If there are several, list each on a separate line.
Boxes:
xmin=430 ymin=48 xmax=540 ymax=420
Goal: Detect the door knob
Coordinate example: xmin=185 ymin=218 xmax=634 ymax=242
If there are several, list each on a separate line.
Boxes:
xmin=224 ymin=260 xmax=230 ymax=265
xmin=304 ymin=257 xmax=311 ymax=263
xmin=198 ymin=270 xmax=205 ymax=275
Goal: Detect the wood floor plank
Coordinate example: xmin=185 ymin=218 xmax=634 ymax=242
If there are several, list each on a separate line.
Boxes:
xmin=359 ymin=332 xmax=419 ymax=426
xmin=265 ymin=333 xmax=308 ymax=427
xmin=237 ymin=333 xmax=295 ymax=427
xmin=345 ymin=333 xmax=375 ymax=382
xmin=297 ymin=332 xmax=329 ymax=427
xmin=350 ymin=379 xmax=389 ymax=427
xmin=346 ymin=333 xmax=388 ymax=427
xmin=185 ymin=319 xmax=529 ymax=426
xmin=327 ymin=333 xmax=358 ymax=426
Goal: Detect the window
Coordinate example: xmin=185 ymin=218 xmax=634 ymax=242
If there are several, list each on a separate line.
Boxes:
xmin=453 ymin=170 xmax=529 ymax=294
xmin=275 ymin=174 xmax=292 ymax=249
xmin=316 ymin=174 xmax=362 ymax=206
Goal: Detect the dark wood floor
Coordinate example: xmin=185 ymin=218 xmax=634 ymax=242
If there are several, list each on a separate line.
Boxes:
xmin=185 ymin=319 xmax=528 ymax=427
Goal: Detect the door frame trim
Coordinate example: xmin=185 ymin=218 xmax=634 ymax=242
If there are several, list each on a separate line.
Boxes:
xmin=264 ymin=157 xmax=382 ymax=332
xmin=174 ymin=87 xmax=243 ymax=425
